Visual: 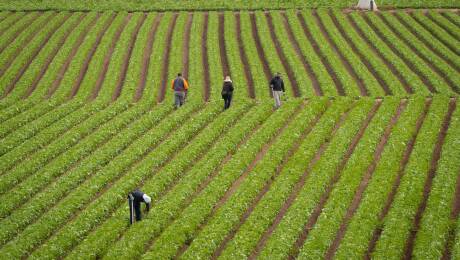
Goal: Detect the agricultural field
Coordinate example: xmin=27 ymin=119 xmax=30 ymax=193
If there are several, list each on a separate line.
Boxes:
xmin=0 ymin=5 xmax=460 ymax=260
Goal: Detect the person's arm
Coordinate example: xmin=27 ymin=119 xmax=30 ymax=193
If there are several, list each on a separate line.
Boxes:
xmin=269 ymin=79 xmax=274 ymax=89
xmin=171 ymin=79 xmax=175 ymax=90
xmin=184 ymin=79 xmax=189 ymax=90
xmin=281 ymin=79 xmax=285 ymax=92
xmin=230 ymin=83 xmax=234 ymax=92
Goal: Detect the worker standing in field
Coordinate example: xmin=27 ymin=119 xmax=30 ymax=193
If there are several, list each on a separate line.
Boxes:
xmin=127 ymin=189 xmax=151 ymax=224
xmin=221 ymin=76 xmax=234 ymax=110
xmin=270 ymin=72 xmax=285 ymax=109
xmin=171 ymin=73 xmax=189 ymax=109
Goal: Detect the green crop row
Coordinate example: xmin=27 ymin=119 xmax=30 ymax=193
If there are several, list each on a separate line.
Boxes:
xmin=206 ymin=12 xmax=224 ymax=100
xmin=218 ymin=99 xmax=354 ymax=259
xmin=105 ymin=99 xmax=303 ymax=259
xmin=67 ymin=102 xmax=273 ymax=259
xmin=334 ymin=96 xmax=427 ymax=259
xmin=372 ymin=96 xmax=450 ymax=259
xmin=427 ymin=11 xmax=460 ymax=43
xmin=187 ymin=12 xmax=205 ymax=102
xmin=0 ymin=11 xmax=20 ymax=33
xmin=25 ymin=101 xmax=221 ymax=259
xmin=0 ymin=12 xmax=35 ymax=58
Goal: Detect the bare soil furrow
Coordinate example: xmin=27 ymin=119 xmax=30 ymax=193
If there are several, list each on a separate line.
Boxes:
xmin=249 ymin=12 xmax=272 ymax=97
xmin=404 ymin=98 xmax=457 ymax=260
xmin=218 ymin=12 xmax=230 ymax=77
xmin=289 ymin=100 xmax=382 ymax=260
xmin=346 ymin=14 xmax=413 ymax=94
xmin=365 ymin=99 xmax=431 ymax=260
xmin=157 ymin=13 xmax=178 ymax=103
xmin=280 ymin=12 xmax=321 ymax=96
xmin=297 ymin=12 xmax=345 ymax=96
xmin=265 ymin=12 xmax=300 ymax=97
xmin=235 ymin=12 xmax=255 ymax=98
xmin=134 ymin=14 xmax=163 ymax=102
xmin=313 ymin=10 xmax=368 ymax=96
xmin=441 ymin=169 xmax=460 ymax=260
xmin=212 ymin=102 xmax=331 ymax=259
xmin=325 ymin=100 xmax=408 ymax=259
xmin=22 ymin=14 xmax=86 ymax=98
xmin=182 ymin=13 xmax=193 ymax=79
xmin=0 ymin=12 xmax=30 ymax=40
xmin=112 ymin=13 xmax=147 ymax=101
xmin=202 ymin=13 xmax=210 ymax=101
xmin=393 ymin=13 xmax=460 ymax=73
xmin=88 ymin=14 xmax=132 ymax=100
xmin=69 ymin=14 xmax=116 ymax=99
xmin=0 ymin=12 xmax=39 ymax=54
xmin=329 ymin=10 xmax=391 ymax=95
xmin=46 ymin=13 xmax=103 ymax=98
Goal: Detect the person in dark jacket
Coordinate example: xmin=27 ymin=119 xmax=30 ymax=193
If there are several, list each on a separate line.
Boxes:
xmin=171 ymin=73 xmax=189 ymax=109
xmin=269 ymin=72 xmax=285 ymax=109
xmin=221 ymin=76 xmax=234 ymax=110
xmin=127 ymin=189 xmax=151 ymax=223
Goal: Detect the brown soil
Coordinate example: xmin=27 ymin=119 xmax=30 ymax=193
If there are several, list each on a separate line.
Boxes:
xmin=378 ymin=13 xmax=458 ymax=94
xmin=0 ymin=12 xmax=51 ymax=78
xmin=213 ymin=101 xmax=330 ymax=259
xmin=394 ymin=13 xmax=459 ymax=73
xmin=22 ymin=14 xmax=86 ymax=99
xmin=134 ymin=14 xmax=163 ymax=102
xmin=404 ymin=98 xmax=457 ymax=260
xmin=361 ymin=13 xmax=437 ymax=94
xmin=0 ymin=13 xmax=31 ymax=42
xmin=0 ymin=12 xmax=39 ymax=54
xmin=346 ymin=14 xmax=414 ymax=94
xmin=46 ymin=14 xmax=102 ymax=99
xmin=234 ymin=13 xmax=255 ymax=99
xmin=289 ymin=100 xmax=382 ymax=260
xmin=409 ymin=13 xmax=460 ymax=56
xmin=313 ymin=10 xmax=368 ymax=96
xmin=329 ymin=10 xmax=391 ymax=95
xmin=156 ymin=13 xmax=178 ymax=103
xmin=297 ymin=12 xmax=345 ymax=96
xmin=249 ymin=12 xmax=272 ymax=97
xmin=265 ymin=12 xmax=300 ymax=97
xmin=69 ymin=14 xmax=117 ymax=99
xmin=202 ymin=13 xmax=211 ymax=101
xmin=325 ymin=100 xmax=407 ymax=260
xmin=2 ymin=13 xmax=73 ymax=98
xmin=365 ymin=99 xmax=431 ymax=260
xmin=280 ymin=12 xmax=322 ymax=96
xmin=182 ymin=13 xmax=193 ymax=79
xmin=112 ymin=14 xmax=147 ymax=101
xmin=218 ymin=13 xmax=230 ymax=77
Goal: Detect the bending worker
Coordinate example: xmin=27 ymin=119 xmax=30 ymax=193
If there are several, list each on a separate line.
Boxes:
xmin=128 ymin=189 xmax=151 ymax=223
xmin=171 ymin=73 xmax=189 ymax=109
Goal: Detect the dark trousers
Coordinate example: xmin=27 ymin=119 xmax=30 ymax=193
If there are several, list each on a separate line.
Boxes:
xmin=223 ymin=94 xmax=232 ymax=109
xmin=134 ymin=202 xmax=142 ymax=221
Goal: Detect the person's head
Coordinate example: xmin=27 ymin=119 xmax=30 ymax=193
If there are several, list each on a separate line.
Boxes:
xmin=177 ymin=73 xmax=182 ymax=77
xmin=275 ymin=72 xmax=281 ymax=78
xmin=224 ymin=76 xmax=231 ymax=82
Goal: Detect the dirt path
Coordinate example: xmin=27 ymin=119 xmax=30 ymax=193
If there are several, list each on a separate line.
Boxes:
xmin=2 ymin=13 xmax=73 ymax=98
xmin=157 ymin=13 xmax=178 ymax=103
xmin=182 ymin=13 xmax=193 ymax=80
xmin=249 ymin=12 xmax=272 ymax=97
xmin=218 ymin=13 xmax=230 ymax=78
xmin=329 ymin=10 xmax=391 ymax=95
xmin=202 ymin=13 xmax=210 ymax=101
xmin=297 ymin=12 xmax=345 ymax=96
xmin=289 ymin=100 xmax=382 ymax=260
xmin=325 ymin=100 xmax=408 ymax=259
xmin=280 ymin=12 xmax=322 ymax=96
xmin=393 ymin=13 xmax=460 ymax=73
xmin=212 ymin=102 xmax=331 ymax=260
xmin=134 ymin=14 xmax=163 ymax=102
xmin=22 ymin=14 xmax=86 ymax=98
xmin=0 ymin=13 xmax=39 ymax=54
xmin=361 ymin=13 xmax=437 ymax=94
xmin=313 ymin=10 xmax=368 ymax=96
xmin=365 ymin=99 xmax=431 ymax=260
xmin=404 ymin=98 xmax=457 ymax=260
xmin=69 ymin=14 xmax=117 ymax=99
xmin=265 ymin=12 xmax=300 ymax=97
xmin=235 ymin=13 xmax=255 ymax=98
xmin=112 ymin=14 xmax=147 ymax=101
xmin=442 ymin=169 xmax=460 ymax=260
xmin=88 ymin=14 xmax=132 ymax=100
xmin=346 ymin=14 xmax=413 ymax=94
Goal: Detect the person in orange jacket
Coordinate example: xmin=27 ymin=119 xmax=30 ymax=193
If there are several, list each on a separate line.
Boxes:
xmin=171 ymin=73 xmax=189 ymax=109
